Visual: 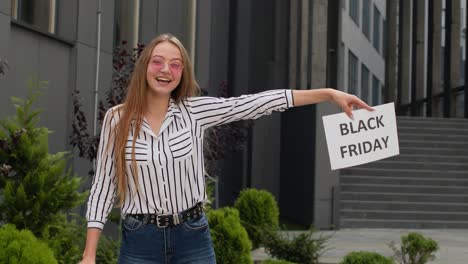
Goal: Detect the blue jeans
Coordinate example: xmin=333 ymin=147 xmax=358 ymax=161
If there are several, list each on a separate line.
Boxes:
xmin=118 ymin=214 xmax=216 ymax=264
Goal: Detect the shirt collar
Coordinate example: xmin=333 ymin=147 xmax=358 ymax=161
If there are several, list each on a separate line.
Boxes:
xmin=167 ymin=98 xmax=182 ymax=119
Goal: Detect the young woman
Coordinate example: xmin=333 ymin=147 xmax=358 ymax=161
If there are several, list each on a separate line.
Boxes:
xmin=80 ymin=33 xmax=372 ymax=264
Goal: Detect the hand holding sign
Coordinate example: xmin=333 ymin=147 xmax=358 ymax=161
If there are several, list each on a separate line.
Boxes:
xmin=322 ymin=103 xmax=399 ymax=170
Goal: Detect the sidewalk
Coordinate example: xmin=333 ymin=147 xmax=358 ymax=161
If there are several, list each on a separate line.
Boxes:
xmin=252 ymin=229 xmax=468 ymax=264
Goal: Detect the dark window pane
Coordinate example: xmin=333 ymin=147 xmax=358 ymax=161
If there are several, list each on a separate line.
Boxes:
xmin=361 ymin=64 xmax=370 ymax=102
xmin=372 ymin=75 xmax=380 ymax=105
xmin=350 ymin=0 xmax=360 ymax=26
xmin=362 ymin=0 xmax=370 ymax=39
xmin=348 ymin=51 xmax=359 ymax=95
xmin=373 ymin=5 xmax=381 ymax=52
xmin=16 ymin=0 xmax=56 ymax=33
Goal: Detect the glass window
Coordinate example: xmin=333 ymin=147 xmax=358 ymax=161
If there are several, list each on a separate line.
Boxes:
xmin=383 ymin=19 xmax=387 ymax=58
xmin=348 ymin=51 xmax=359 ymax=95
xmin=11 ymin=0 xmax=57 ymax=34
xmin=114 ymin=0 xmax=140 ymax=49
xmin=372 ymin=75 xmax=380 ymax=105
xmin=373 ymin=5 xmax=381 ymax=52
xmin=361 ymin=64 xmax=370 ymax=102
xmin=350 ymin=0 xmax=360 ymax=26
xmin=362 ymin=0 xmax=370 ymax=39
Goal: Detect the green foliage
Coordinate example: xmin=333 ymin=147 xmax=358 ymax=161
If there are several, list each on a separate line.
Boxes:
xmin=41 ymin=214 xmax=119 ymax=264
xmin=0 ymin=79 xmax=102 ymax=263
xmin=341 ymin=251 xmax=394 ymax=264
xmin=96 ymin=233 xmax=120 ymax=264
xmin=264 ymin=228 xmax=331 ymax=264
xmin=41 ymin=214 xmax=86 ymax=264
xmin=389 ymin=232 xmax=439 ymax=264
xmin=0 ymin=78 xmax=88 ymax=237
xmin=234 ymin=188 xmax=279 ymax=248
xmin=207 ymin=207 xmax=252 ymax=264
xmin=263 ymin=259 xmax=297 ymax=264
xmin=0 ymin=224 xmax=58 ymax=264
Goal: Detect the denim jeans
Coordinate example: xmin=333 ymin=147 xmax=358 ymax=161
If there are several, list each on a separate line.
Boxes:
xmin=118 ymin=214 xmax=216 ymax=264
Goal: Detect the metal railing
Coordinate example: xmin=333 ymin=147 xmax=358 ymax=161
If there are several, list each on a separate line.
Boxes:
xmin=397 ymin=85 xmax=466 ymax=118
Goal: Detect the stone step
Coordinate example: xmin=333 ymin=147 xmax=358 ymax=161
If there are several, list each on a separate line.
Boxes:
xmin=341 ymin=209 xmax=468 ymax=221
xmin=341 ymin=183 xmax=468 ymax=195
xmin=399 ymin=139 xmax=468 ymax=149
xmin=341 ymin=168 xmax=468 ymax=179
xmin=399 ymin=147 xmax=468 ymax=156
xmin=341 ymin=175 xmax=468 ymax=186
xmin=398 ymin=126 xmax=468 ymax=135
xmin=398 ymin=133 xmax=468 ymax=142
xmin=356 ymin=160 xmax=468 ymax=171
xmin=340 ymin=218 xmax=468 ymax=229
xmin=340 ymin=200 xmax=468 ymax=212
xmin=385 ymin=154 xmax=468 ymax=163
xmin=397 ymin=117 xmax=468 ymax=128
xmin=340 ymin=192 xmax=468 ymax=203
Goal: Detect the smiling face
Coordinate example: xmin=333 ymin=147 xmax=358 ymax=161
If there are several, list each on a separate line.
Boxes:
xmin=146 ymin=41 xmax=184 ymax=98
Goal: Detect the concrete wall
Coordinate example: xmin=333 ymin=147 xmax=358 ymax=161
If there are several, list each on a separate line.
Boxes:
xmin=0 ymin=0 xmax=343 ymax=230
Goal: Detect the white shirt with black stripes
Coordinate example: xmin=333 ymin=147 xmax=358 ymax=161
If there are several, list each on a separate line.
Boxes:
xmin=86 ymin=89 xmax=294 ymax=230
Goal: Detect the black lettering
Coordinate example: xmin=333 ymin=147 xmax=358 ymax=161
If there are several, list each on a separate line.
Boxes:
xmin=340 ymin=123 xmax=350 ymax=136
xmin=349 ymin=144 xmax=358 ymax=157
xmin=367 ymin=117 xmax=376 ymax=129
xmin=340 ymin=146 xmax=348 ymax=158
xmin=377 ymin=115 xmax=384 ymax=128
xmin=358 ymin=120 xmax=368 ymax=132
xmin=373 ymin=138 xmax=382 ymax=151
xmin=381 ymin=136 xmax=389 ymax=148
xmin=362 ymin=141 xmax=372 ymax=153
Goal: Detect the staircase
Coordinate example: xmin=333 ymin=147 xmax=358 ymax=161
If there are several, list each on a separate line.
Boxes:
xmin=339 ymin=116 xmax=468 ymax=228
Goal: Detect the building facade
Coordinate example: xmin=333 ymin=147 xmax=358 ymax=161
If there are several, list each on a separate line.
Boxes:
xmin=1 ymin=0 xmax=466 ymax=231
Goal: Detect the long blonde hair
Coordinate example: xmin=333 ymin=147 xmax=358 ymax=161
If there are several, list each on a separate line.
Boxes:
xmin=113 ymin=33 xmax=200 ymax=205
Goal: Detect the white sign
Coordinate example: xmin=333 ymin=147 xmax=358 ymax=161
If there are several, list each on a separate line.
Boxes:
xmin=322 ymin=102 xmax=399 ymax=170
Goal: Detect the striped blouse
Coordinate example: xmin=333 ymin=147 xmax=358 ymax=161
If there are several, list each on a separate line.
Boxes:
xmin=86 ymin=89 xmax=294 ymax=230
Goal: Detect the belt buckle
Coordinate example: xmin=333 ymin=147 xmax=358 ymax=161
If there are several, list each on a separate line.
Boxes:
xmin=156 ymin=215 xmax=169 ymax=228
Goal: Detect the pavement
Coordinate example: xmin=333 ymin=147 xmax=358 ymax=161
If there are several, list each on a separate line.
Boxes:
xmin=251 ymin=228 xmax=468 ymax=264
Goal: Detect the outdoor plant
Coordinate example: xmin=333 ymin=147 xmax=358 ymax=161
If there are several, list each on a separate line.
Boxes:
xmin=263 ymin=227 xmax=331 ymax=264
xmin=262 ymin=259 xmax=297 ymax=264
xmin=389 ymin=232 xmax=439 ymax=264
xmin=0 ymin=224 xmax=58 ymax=264
xmin=0 ymin=79 xmax=87 ymax=237
xmin=0 ymin=58 xmax=9 ymax=77
xmin=341 ymin=251 xmax=394 ymax=264
xmin=207 ymin=207 xmax=252 ymax=264
xmin=0 ymin=79 xmax=118 ymax=263
xmin=70 ymin=41 xmax=145 ymax=175
xmin=234 ymin=188 xmax=279 ymax=248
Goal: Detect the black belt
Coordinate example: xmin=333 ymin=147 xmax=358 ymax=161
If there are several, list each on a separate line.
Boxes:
xmin=128 ymin=203 xmax=204 ymax=228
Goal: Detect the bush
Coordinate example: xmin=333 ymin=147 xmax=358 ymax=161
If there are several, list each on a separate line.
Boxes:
xmin=0 ymin=80 xmax=87 ymax=236
xmin=341 ymin=251 xmax=394 ymax=264
xmin=234 ymin=188 xmax=279 ymax=248
xmin=264 ymin=228 xmax=331 ymax=264
xmin=0 ymin=224 xmax=57 ymax=264
xmin=263 ymin=259 xmax=297 ymax=264
xmin=389 ymin=232 xmax=438 ymax=264
xmin=207 ymin=207 xmax=252 ymax=264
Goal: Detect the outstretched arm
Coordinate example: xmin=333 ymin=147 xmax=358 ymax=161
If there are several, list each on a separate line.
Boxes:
xmin=292 ymin=88 xmax=373 ymax=118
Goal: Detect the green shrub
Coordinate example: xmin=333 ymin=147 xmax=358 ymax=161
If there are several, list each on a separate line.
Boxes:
xmin=0 ymin=224 xmax=58 ymax=264
xmin=207 ymin=207 xmax=252 ymax=264
xmin=341 ymin=251 xmax=394 ymax=264
xmin=263 ymin=259 xmax=297 ymax=264
xmin=0 ymin=80 xmax=87 ymax=236
xmin=389 ymin=232 xmax=438 ymax=264
xmin=41 ymin=215 xmax=85 ymax=264
xmin=234 ymin=188 xmax=279 ymax=248
xmin=264 ymin=228 xmax=331 ymax=264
